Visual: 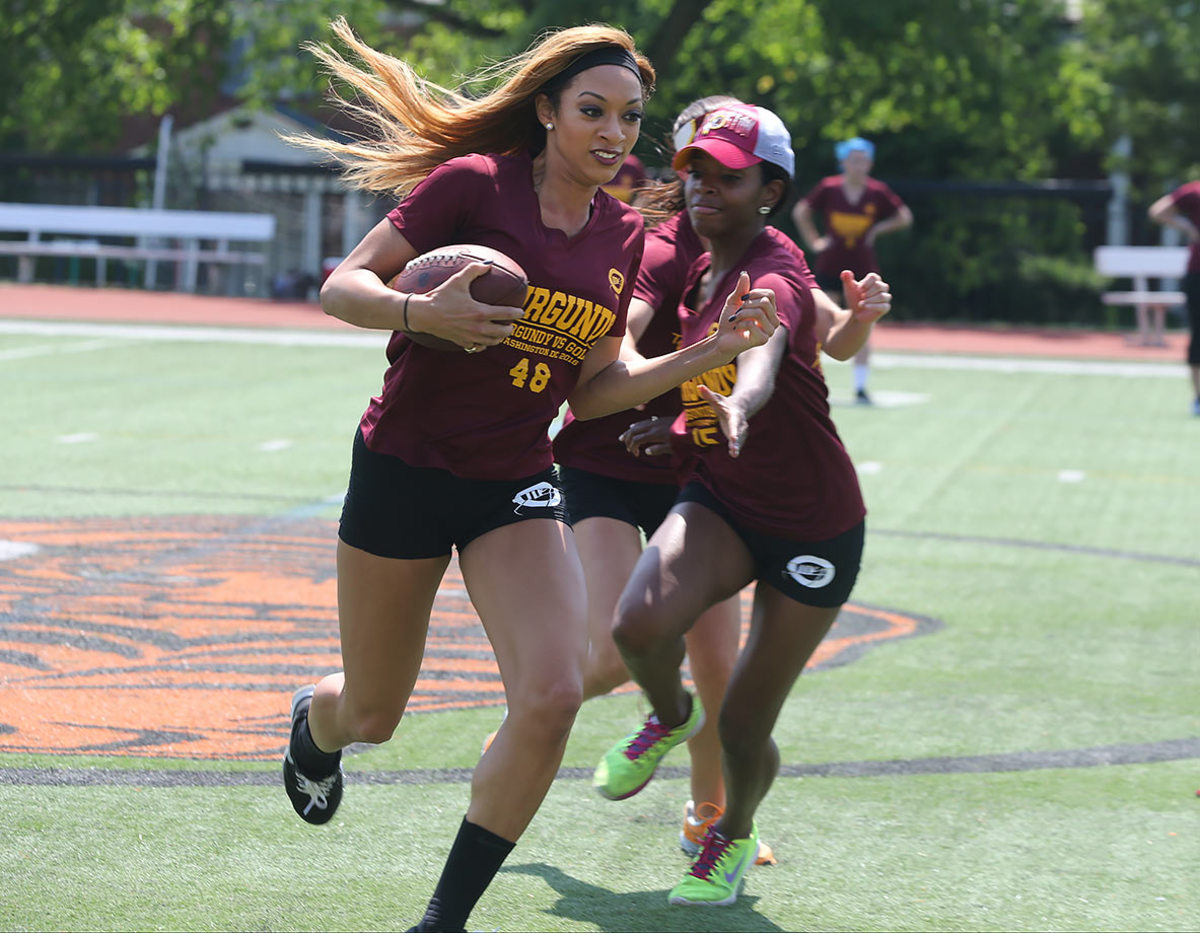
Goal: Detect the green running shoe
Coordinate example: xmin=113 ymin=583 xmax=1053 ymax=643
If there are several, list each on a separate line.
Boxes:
xmin=593 ymin=695 xmax=704 ymax=800
xmin=668 ymin=823 xmax=759 ymax=906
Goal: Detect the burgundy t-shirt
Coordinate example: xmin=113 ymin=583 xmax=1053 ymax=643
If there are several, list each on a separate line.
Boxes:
xmin=669 ymin=230 xmax=865 ymax=540
xmin=1166 ymin=181 xmax=1200 ymax=274
xmin=802 ymin=175 xmax=906 ymax=279
xmin=365 ymin=151 xmax=643 ymax=480
xmin=552 ymin=212 xmax=817 ymax=483
xmin=552 ymin=212 xmax=697 ymax=483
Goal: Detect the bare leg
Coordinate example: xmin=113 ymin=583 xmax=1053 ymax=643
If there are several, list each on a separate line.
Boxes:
xmin=574 ymin=516 xmax=644 ymax=700
xmin=578 ymin=513 xmax=745 ymax=807
xmin=853 ymin=334 xmax=872 ymax=401
xmin=460 ymin=519 xmax=588 ymax=841
xmin=717 ymin=585 xmax=840 ymax=841
xmin=854 ymin=336 xmax=871 ymax=367
xmin=307 ymin=540 xmax=449 ymax=752
xmin=682 ymin=595 xmax=742 ymax=807
xmin=613 ymin=503 xmax=755 ymax=729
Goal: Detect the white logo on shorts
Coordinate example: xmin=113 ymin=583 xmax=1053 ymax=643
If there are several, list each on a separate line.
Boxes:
xmin=784 ymin=555 xmax=836 ymax=588
xmin=512 ymin=481 xmax=562 ymax=513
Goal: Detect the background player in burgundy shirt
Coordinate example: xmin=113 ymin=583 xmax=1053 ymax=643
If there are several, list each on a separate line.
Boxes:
xmin=793 ymin=137 xmax=913 ymax=404
xmin=1148 ymin=180 xmax=1200 ymax=415
xmin=556 ymin=95 xmax=890 ymax=867
xmin=277 ymin=21 xmax=779 ymax=932
xmin=601 ymin=151 xmax=647 ymax=203
xmin=592 ymin=104 xmax=887 ymax=907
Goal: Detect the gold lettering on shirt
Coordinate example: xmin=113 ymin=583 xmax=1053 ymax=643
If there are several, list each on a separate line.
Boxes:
xmin=557 ymin=295 xmax=585 ymax=332
xmin=538 ymin=291 xmax=570 ymax=326
xmin=679 ymin=362 xmax=739 ymax=448
xmin=524 ymin=286 xmax=552 ymax=318
xmin=507 ymin=288 xmax=617 ymax=364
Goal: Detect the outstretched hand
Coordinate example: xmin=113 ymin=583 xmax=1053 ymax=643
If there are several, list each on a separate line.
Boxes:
xmin=696 ymin=385 xmax=748 ymax=458
xmin=619 ymin=415 xmax=673 ymax=458
xmin=840 ymin=270 xmax=891 ymax=325
xmin=714 ymin=271 xmax=778 ymax=359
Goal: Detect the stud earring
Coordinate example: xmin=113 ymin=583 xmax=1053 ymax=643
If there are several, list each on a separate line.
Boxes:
xmin=758 ymin=205 xmax=772 ymax=215
xmin=545 ymin=122 xmax=555 ymax=131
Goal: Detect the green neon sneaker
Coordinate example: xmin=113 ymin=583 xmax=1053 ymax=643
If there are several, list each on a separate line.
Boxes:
xmin=593 ymin=695 xmax=704 ymax=800
xmin=668 ymin=823 xmax=759 ymax=906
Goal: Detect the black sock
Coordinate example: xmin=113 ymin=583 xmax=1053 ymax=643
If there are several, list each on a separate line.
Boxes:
xmin=290 ymin=705 xmax=340 ymax=778
xmin=416 ymin=818 xmax=515 ymax=932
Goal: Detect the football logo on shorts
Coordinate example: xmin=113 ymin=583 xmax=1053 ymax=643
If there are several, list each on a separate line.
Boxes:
xmin=512 ymin=481 xmax=562 ymax=513
xmin=784 ymin=555 xmax=836 ymax=588
xmin=608 ymin=268 xmax=625 ymax=296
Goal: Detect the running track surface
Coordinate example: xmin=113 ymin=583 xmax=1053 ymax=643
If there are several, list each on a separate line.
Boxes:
xmin=0 ymin=283 xmax=1189 ymax=363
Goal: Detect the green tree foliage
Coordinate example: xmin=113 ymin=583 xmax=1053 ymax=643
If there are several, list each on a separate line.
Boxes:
xmin=11 ymin=0 xmax=1199 ymax=182
xmin=1074 ymin=0 xmax=1200 ymax=196
xmin=6 ymin=0 xmax=1199 ymax=322
xmin=0 ymin=0 xmax=232 ymax=152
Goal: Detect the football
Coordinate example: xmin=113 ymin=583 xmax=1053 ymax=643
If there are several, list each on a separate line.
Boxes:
xmin=388 ymin=244 xmax=528 ymax=351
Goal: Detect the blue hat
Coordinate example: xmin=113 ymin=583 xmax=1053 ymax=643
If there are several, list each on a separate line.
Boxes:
xmin=835 ymin=137 xmax=875 ymax=164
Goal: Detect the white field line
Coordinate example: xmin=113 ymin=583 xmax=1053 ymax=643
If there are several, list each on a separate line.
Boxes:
xmin=864 ymin=352 xmax=1180 ymax=379
xmin=0 ymin=319 xmax=385 ymax=349
xmin=0 ymin=338 xmax=118 ymax=361
xmin=0 ymin=319 xmax=1184 ymax=377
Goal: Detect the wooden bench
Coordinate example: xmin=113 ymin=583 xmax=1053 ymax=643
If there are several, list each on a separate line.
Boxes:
xmin=0 ymin=202 xmax=276 ymax=294
xmin=1093 ymin=245 xmax=1188 ymax=310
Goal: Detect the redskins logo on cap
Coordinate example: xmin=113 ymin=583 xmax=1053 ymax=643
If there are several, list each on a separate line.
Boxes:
xmin=698 ymin=108 xmax=756 ymax=138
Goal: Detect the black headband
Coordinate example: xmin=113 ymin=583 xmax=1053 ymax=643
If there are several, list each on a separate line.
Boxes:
xmin=540 ymin=46 xmax=643 ymax=96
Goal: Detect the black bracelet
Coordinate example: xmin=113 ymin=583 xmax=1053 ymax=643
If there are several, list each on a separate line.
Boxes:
xmin=403 ymin=293 xmax=413 ymax=333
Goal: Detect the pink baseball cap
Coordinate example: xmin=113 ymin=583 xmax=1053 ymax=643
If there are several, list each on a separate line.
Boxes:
xmin=672 ymin=104 xmax=795 ymax=178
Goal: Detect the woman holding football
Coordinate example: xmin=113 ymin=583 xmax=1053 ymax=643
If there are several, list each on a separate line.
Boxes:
xmin=277 ymin=20 xmax=777 ymax=932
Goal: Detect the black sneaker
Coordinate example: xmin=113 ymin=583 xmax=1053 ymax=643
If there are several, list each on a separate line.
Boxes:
xmin=855 ymin=388 xmax=873 ymax=406
xmin=282 ymin=685 xmax=343 ymax=825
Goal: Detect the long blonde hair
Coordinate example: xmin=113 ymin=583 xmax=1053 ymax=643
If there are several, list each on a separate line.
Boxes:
xmin=289 ymin=19 xmax=655 ymax=197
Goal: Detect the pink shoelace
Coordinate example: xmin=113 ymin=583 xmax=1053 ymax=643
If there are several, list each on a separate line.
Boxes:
xmin=623 ymin=715 xmax=671 ymax=760
xmin=688 ymin=828 xmax=732 ymax=879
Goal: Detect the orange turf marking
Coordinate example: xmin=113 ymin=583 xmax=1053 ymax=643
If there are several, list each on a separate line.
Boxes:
xmin=0 ymin=517 xmax=934 ymax=760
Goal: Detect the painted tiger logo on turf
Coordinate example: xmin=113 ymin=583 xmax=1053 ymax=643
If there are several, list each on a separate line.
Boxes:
xmin=0 ymin=517 xmax=939 ymax=760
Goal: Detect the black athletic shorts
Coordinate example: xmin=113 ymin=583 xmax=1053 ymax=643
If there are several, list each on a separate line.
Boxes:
xmin=339 ymin=428 xmax=568 ymax=559
xmin=1185 ymin=273 xmax=1200 ymax=366
xmin=677 ymin=481 xmax=864 ymax=608
xmin=557 ymin=464 xmax=679 ymax=538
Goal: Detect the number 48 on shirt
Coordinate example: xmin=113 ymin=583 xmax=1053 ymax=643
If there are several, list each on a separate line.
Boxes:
xmin=509 ymin=357 xmax=552 ymax=392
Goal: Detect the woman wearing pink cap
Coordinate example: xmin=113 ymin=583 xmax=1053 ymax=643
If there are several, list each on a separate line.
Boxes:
xmin=593 ymin=103 xmax=889 ymax=906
